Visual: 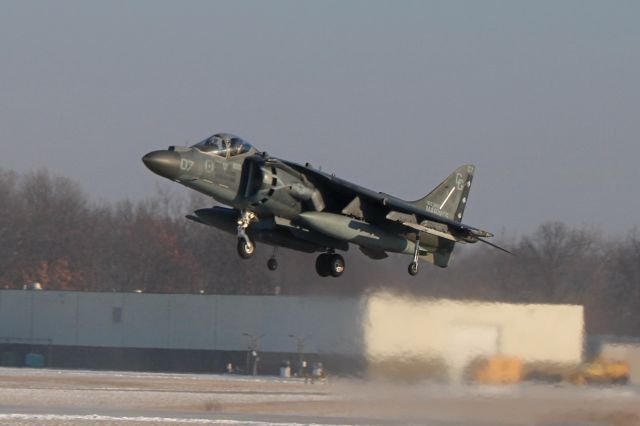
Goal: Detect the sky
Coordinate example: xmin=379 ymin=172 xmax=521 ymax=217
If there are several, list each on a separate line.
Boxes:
xmin=1 ymin=0 xmax=639 ymax=236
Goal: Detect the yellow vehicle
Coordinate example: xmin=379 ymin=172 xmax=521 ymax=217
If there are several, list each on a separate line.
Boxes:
xmin=470 ymin=355 xmax=523 ymax=384
xmin=569 ymin=357 xmax=629 ymax=385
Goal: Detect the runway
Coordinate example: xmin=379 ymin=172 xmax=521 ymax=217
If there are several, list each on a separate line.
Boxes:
xmin=0 ymin=367 xmax=639 ymax=425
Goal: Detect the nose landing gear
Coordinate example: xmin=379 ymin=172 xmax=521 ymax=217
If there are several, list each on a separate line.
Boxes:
xmin=315 ymin=251 xmax=345 ymax=278
xmin=237 ymin=210 xmax=257 ymax=259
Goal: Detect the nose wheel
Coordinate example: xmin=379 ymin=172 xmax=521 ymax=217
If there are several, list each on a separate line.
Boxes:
xmin=315 ymin=252 xmax=345 ymax=278
xmin=237 ymin=238 xmax=255 ymax=259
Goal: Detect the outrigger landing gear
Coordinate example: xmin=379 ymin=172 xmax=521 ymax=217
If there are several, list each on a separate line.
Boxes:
xmin=408 ymin=261 xmax=418 ymax=276
xmin=408 ymin=233 xmax=420 ymax=276
xmin=236 ymin=210 xmax=257 ymax=259
xmin=267 ymin=247 xmax=279 ymax=271
xmin=315 ymin=251 xmax=345 ymax=278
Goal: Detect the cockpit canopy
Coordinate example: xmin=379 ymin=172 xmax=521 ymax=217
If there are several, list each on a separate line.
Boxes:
xmin=191 ymin=133 xmax=255 ymax=158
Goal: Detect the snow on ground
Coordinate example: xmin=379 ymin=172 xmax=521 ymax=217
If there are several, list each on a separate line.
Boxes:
xmin=0 ymin=414 xmax=347 ymax=426
xmin=0 ymin=367 xmax=307 ymax=384
xmin=1 ymin=367 xmax=640 ymax=425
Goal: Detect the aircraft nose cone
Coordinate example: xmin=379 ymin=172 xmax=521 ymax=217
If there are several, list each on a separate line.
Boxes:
xmin=142 ymin=150 xmax=181 ymax=179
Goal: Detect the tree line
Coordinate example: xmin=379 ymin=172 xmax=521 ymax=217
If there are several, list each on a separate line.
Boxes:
xmin=0 ymin=168 xmax=638 ymax=335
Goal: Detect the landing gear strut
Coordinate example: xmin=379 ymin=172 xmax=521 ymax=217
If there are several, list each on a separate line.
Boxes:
xmin=237 ymin=210 xmax=257 ymax=259
xmin=315 ymin=251 xmax=345 ymax=278
xmin=408 ymin=233 xmax=420 ymax=276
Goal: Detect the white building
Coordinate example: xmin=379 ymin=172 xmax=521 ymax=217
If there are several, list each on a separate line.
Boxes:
xmin=364 ymin=292 xmax=584 ymax=380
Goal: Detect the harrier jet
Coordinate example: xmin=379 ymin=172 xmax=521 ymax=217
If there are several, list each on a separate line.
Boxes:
xmin=143 ymin=133 xmax=507 ymax=277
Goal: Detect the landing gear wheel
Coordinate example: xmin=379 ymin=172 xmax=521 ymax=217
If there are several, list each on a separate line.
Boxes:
xmin=315 ymin=253 xmax=331 ymax=277
xmin=329 ymin=254 xmax=345 ymax=277
xmin=237 ymin=238 xmax=255 ymax=259
xmin=408 ymin=262 xmax=419 ymax=276
xmin=267 ymin=258 xmax=278 ymax=271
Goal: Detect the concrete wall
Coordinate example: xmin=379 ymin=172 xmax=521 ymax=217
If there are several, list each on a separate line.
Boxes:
xmin=0 ymin=291 xmax=365 ymax=356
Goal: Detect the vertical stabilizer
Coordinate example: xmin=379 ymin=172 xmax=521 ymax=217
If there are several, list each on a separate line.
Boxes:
xmin=411 ymin=164 xmax=475 ymax=222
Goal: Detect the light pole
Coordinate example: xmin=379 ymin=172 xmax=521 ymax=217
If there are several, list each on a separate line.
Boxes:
xmin=288 ymin=334 xmax=308 ymax=377
xmin=242 ymin=332 xmax=265 ymax=376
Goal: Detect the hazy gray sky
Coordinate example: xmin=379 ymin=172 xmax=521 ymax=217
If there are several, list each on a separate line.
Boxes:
xmin=1 ymin=0 xmax=638 ymax=235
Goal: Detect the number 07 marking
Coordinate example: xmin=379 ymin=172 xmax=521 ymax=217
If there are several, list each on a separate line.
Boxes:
xmin=180 ymin=159 xmax=194 ymax=171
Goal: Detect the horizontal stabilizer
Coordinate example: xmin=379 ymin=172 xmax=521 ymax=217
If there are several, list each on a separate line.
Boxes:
xmin=400 ymin=221 xmax=459 ymax=242
xmin=386 ymin=210 xmax=460 ymax=242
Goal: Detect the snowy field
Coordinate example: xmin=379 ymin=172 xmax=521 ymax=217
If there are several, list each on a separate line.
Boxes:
xmin=0 ymin=367 xmax=639 ymax=425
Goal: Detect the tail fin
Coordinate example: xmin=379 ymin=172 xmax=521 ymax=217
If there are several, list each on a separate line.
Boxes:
xmin=411 ymin=164 xmax=475 ymax=223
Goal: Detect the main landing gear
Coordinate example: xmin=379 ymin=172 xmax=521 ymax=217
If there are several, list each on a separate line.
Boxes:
xmin=315 ymin=251 xmax=345 ymax=278
xmin=236 ymin=210 xmax=257 ymax=259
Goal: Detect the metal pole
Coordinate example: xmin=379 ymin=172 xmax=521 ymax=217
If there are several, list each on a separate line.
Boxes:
xmin=288 ymin=334 xmax=306 ymax=377
xmin=252 ymin=350 xmax=258 ymax=376
xmin=242 ymin=333 xmax=253 ymax=375
xmin=242 ymin=333 xmax=264 ymax=376
xmin=298 ymin=340 xmax=304 ymax=377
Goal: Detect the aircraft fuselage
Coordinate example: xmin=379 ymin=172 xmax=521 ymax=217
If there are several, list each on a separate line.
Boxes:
xmin=143 ymin=133 xmax=503 ymax=277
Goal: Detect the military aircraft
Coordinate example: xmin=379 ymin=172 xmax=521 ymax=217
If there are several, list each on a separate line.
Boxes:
xmin=143 ymin=133 xmax=508 ymax=277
